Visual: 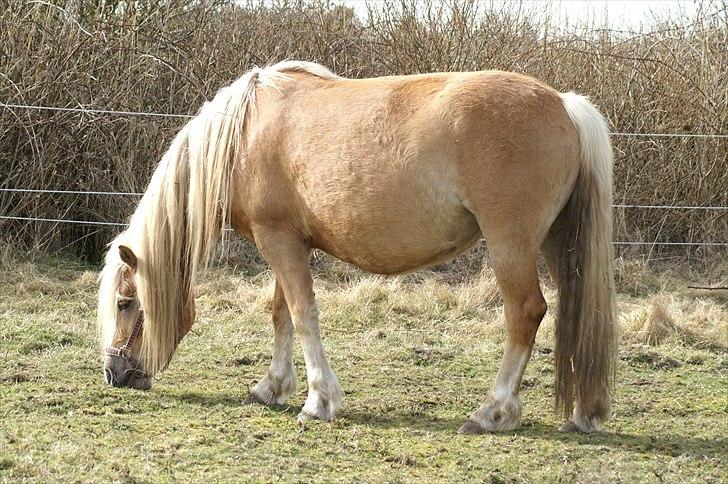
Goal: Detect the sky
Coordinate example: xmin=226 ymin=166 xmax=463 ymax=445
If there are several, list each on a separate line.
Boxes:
xmin=335 ymin=0 xmax=707 ymax=32
xmin=528 ymin=0 xmax=702 ymax=30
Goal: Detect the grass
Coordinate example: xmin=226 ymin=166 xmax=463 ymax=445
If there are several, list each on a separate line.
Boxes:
xmin=1 ymin=253 xmax=727 ymax=482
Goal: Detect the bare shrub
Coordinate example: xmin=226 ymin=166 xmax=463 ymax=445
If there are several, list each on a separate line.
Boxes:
xmin=0 ymin=0 xmax=726 ymax=261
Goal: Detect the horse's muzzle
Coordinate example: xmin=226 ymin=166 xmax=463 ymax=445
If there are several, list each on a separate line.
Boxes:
xmin=104 ymin=355 xmax=151 ymax=390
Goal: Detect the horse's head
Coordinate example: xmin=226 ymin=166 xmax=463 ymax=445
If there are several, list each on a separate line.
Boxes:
xmin=97 ymin=244 xmax=152 ymax=390
xmin=95 ymin=70 xmax=243 ymax=388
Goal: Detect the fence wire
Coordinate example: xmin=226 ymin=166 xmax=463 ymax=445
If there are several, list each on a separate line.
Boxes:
xmin=0 ymin=188 xmax=144 ymax=196
xmin=1 ymin=102 xmax=726 ymax=247
xmin=0 ymin=103 xmax=193 ymax=119
xmin=3 ymin=188 xmax=727 ymax=211
xmin=0 ymin=215 xmax=127 ymax=227
xmin=1 ymin=215 xmax=725 ymax=247
xmin=2 ymin=102 xmax=728 ymax=138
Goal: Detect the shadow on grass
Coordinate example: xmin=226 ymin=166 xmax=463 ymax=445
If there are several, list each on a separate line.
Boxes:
xmin=169 ymin=390 xmax=727 ymax=460
xmin=340 ymin=407 xmax=459 ymax=433
xmin=175 ymin=391 xmax=248 ymax=407
xmin=337 ymin=409 xmax=727 ymax=460
xmin=174 ymin=390 xmax=304 ymax=416
xmin=516 ymin=421 xmax=727 ymax=460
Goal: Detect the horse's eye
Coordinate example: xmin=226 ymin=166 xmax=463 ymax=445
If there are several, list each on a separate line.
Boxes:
xmin=117 ymin=299 xmax=132 ymax=311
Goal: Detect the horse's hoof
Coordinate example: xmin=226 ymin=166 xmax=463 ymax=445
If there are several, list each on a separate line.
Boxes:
xmin=458 ymin=419 xmax=486 ymax=435
xmin=243 ymin=392 xmax=266 ymax=406
xmin=559 ymin=418 xmax=599 ymax=433
xmin=296 ymin=410 xmax=318 ymax=427
xmin=558 ymin=420 xmax=578 ymax=432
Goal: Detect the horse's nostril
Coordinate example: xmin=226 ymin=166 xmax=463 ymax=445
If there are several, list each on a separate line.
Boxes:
xmin=104 ymin=368 xmax=114 ymax=385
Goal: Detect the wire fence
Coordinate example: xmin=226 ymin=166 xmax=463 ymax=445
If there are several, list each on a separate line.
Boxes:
xmin=2 ymin=187 xmax=727 ymax=211
xmin=3 ymin=102 xmax=728 ymax=138
xmin=1 ymin=102 xmax=726 ymax=248
xmin=0 ymin=188 xmax=145 ymax=196
xmin=1 ymin=213 xmax=726 ymax=247
xmin=0 ymin=215 xmax=127 ymax=227
xmin=0 ymin=103 xmax=193 ymax=119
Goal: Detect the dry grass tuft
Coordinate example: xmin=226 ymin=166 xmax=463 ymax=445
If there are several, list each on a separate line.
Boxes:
xmin=620 ymin=289 xmax=727 ymax=350
xmin=614 ymin=257 xmax=663 ymax=296
xmin=639 ymin=295 xmax=680 ymax=345
xmin=453 ymin=274 xmax=502 ymax=312
xmin=199 ymin=253 xmax=728 ymax=351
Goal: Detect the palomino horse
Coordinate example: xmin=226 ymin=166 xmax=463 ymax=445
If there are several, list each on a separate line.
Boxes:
xmin=98 ymin=61 xmax=615 ymax=434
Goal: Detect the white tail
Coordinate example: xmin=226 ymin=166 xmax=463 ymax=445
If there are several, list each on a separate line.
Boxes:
xmin=552 ymin=92 xmax=616 ymax=431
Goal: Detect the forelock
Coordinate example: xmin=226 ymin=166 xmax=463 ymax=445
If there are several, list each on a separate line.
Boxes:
xmin=97 ymin=247 xmax=126 ymax=345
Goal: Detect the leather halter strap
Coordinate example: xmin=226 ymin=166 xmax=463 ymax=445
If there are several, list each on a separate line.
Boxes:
xmin=105 ymin=310 xmax=144 ymax=359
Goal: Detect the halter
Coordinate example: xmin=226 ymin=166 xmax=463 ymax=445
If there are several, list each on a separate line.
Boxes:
xmin=104 ymin=310 xmax=147 ymax=378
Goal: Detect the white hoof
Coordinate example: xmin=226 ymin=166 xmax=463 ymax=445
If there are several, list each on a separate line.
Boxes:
xmin=559 ymin=414 xmax=604 ymax=433
xmin=245 ymin=367 xmax=296 ymax=405
xmin=462 ymin=395 xmax=522 ymax=433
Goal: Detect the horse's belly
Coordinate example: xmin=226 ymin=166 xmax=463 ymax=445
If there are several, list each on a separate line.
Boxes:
xmin=309 ymin=194 xmax=481 ymax=275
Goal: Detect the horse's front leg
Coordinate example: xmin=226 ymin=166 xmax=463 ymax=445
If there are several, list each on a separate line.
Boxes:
xmin=253 ymin=227 xmax=343 ymax=424
xmin=244 ymin=281 xmax=297 ymax=405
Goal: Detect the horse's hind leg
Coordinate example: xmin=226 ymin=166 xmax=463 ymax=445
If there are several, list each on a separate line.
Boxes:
xmin=459 ymin=244 xmax=546 ymax=434
xmin=252 ymin=226 xmax=343 ymax=424
xmin=244 ymin=281 xmax=297 ymax=405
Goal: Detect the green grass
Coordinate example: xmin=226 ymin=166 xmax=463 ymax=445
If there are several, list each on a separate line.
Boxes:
xmin=1 ymin=256 xmax=726 ymax=482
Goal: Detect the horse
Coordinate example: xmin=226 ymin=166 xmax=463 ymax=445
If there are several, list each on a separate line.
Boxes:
xmin=97 ymin=60 xmax=615 ymax=434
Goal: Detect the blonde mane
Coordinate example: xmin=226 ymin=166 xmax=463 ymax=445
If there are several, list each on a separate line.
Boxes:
xmin=98 ymin=61 xmax=339 ymax=374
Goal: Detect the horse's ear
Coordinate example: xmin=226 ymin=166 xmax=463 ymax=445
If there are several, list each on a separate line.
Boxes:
xmin=118 ymin=245 xmax=138 ymax=271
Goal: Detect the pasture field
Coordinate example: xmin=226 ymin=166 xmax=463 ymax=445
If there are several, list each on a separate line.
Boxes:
xmin=1 ymin=252 xmax=726 ymax=482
